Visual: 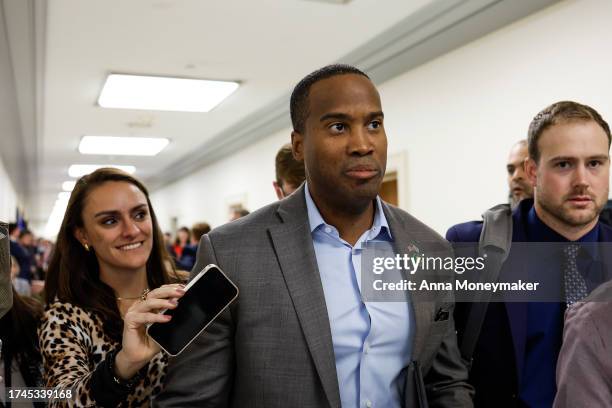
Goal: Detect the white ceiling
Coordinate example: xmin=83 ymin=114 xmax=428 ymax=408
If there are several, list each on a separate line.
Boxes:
xmin=0 ymin=0 xmax=559 ymax=227
xmin=40 ymin=0 xmax=434 ymax=221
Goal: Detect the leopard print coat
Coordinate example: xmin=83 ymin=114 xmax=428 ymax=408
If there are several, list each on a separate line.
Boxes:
xmin=39 ymin=301 xmax=167 ymax=407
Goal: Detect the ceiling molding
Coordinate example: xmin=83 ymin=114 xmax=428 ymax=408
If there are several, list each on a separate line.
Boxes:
xmin=147 ymin=0 xmax=560 ymax=191
xmin=0 ymin=0 xmax=47 ymax=214
xmin=0 ymin=0 xmax=28 ymax=202
xmin=34 ymin=0 xmax=47 ymax=186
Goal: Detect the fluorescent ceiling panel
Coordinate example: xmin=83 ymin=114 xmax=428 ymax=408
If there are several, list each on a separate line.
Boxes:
xmin=68 ymin=164 xmax=136 ymax=178
xmin=79 ymin=136 xmax=170 ymax=156
xmin=98 ymin=74 xmax=239 ymax=112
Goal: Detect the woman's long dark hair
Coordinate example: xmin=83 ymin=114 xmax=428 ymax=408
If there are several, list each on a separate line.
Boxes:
xmin=0 ymin=286 xmax=44 ymax=387
xmin=44 ymin=168 xmax=178 ymax=341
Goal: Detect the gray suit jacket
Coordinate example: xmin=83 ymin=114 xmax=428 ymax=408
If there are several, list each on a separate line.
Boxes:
xmin=0 ymin=221 xmax=12 ymax=319
xmin=155 ymin=186 xmax=473 ymax=408
xmin=554 ymin=280 xmax=612 ymax=408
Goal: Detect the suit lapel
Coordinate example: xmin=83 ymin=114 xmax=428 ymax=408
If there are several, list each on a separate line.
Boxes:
xmin=382 ymin=204 xmax=435 ymax=359
xmin=268 ymin=187 xmax=341 ymax=408
xmin=592 ymin=224 xmax=612 ymax=287
xmin=499 ymin=257 xmax=527 ymax=381
xmin=503 ymin=209 xmax=530 ymax=383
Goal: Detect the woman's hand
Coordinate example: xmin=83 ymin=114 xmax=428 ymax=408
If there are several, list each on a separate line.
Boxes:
xmin=114 ymin=284 xmax=185 ymax=380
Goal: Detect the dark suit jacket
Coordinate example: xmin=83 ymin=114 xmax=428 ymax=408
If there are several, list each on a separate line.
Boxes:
xmin=155 ymin=185 xmax=473 ymax=408
xmin=447 ymin=199 xmax=612 ymax=407
xmin=176 ymin=244 xmax=197 ymax=271
xmin=9 ymin=239 xmax=32 ymax=281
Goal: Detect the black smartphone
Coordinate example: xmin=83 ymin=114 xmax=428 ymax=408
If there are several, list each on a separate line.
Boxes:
xmin=147 ymin=264 xmax=238 ymax=356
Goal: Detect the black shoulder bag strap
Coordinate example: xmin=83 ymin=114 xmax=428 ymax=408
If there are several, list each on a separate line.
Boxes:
xmin=459 ymin=204 xmax=513 ymax=367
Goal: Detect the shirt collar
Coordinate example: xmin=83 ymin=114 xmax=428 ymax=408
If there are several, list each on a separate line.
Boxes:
xmin=304 ymin=182 xmax=392 ymax=241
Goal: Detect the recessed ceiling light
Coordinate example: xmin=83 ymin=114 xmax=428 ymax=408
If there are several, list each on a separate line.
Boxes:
xmin=62 ymin=181 xmax=77 ymax=191
xmin=79 ymin=136 xmax=170 ymax=156
xmin=68 ymin=164 xmax=136 ymax=178
xmin=98 ymin=74 xmax=239 ymax=112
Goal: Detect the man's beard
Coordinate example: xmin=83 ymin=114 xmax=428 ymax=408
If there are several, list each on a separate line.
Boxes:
xmin=510 ymin=192 xmax=520 ymax=210
xmin=538 ymin=191 xmax=605 ymax=228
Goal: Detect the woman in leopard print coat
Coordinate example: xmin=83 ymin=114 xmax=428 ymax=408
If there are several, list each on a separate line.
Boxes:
xmin=39 ymin=168 xmax=186 ymax=407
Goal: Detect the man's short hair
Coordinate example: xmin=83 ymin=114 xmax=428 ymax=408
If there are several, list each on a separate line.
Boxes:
xmin=191 ymin=222 xmax=211 ymax=242
xmin=8 ymin=223 xmax=18 ymax=235
xmin=235 ymin=209 xmax=249 ymax=217
xmin=290 ymin=64 xmax=369 ymax=133
xmin=18 ymin=229 xmax=32 ymax=239
xmin=275 ymin=143 xmax=305 ymax=188
xmin=528 ymin=101 xmax=611 ymax=163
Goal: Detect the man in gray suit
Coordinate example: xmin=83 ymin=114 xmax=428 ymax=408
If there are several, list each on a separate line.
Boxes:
xmin=0 ymin=221 xmax=12 ymax=318
xmin=155 ymin=65 xmax=473 ymax=408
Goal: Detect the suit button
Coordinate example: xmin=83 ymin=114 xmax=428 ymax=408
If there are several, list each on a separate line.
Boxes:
xmin=365 ymin=401 xmax=372 ymax=408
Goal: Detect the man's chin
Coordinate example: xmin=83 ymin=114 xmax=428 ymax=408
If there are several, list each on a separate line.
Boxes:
xmin=511 ymin=195 xmax=522 ymax=205
xmin=560 ymin=208 xmax=599 ymax=228
xmin=349 ymin=173 xmax=382 ymax=188
xmin=337 ymin=186 xmax=380 ymax=214
xmin=352 ymin=183 xmax=381 ymax=199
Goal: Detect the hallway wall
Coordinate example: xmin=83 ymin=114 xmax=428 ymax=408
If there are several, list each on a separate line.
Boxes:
xmin=151 ymin=0 xmax=612 ymax=235
xmin=0 ymin=156 xmax=18 ymax=222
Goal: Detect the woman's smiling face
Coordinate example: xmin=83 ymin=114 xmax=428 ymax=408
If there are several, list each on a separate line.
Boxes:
xmin=75 ymin=181 xmax=153 ymax=274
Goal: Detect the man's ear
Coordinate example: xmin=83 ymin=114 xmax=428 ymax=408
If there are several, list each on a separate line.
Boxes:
xmin=272 ymin=181 xmax=284 ymax=200
xmin=525 ymin=157 xmax=538 ymax=187
xmin=291 ymin=131 xmax=304 ymax=162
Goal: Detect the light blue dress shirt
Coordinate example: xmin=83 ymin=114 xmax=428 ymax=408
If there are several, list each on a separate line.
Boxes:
xmin=304 ymin=184 xmax=413 ymax=408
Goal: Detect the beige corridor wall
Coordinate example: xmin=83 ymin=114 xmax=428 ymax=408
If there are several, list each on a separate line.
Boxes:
xmin=0 ymin=156 xmax=18 ymax=222
xmin=152 ymin=129 xmax=288 ymax=232
xmin=378 ymin=0 xmax=612 ymax=234
xmin=152 ymin=0 xmax=612 ymax=236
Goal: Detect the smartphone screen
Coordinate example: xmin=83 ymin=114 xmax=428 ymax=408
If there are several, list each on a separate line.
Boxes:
xmin=147 ymin=264 xmax=238 ymax=356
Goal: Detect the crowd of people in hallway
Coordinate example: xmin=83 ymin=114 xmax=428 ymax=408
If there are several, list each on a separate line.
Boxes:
xmin=7 ymin=225 xmax=53 ymax=298
xmin=165 ymin=223 xmax=211 ymax=272
xmin=1 ymin=64 xmax=612 ymax=407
